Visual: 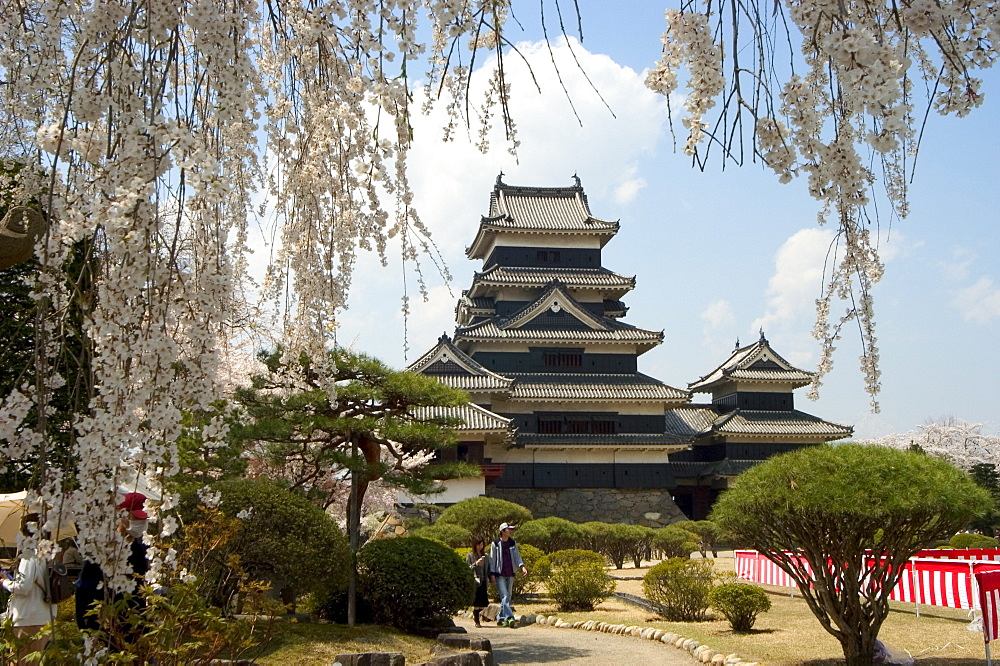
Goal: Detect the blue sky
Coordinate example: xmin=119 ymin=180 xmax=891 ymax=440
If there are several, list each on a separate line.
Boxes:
xmin=282 ymin=1 xmax=999 ymax=437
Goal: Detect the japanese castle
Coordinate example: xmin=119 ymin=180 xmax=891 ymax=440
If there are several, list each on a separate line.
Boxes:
xmin=407 ymin=176 xmax=852 ymax=523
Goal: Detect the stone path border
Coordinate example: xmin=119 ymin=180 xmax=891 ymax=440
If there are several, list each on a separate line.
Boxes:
xmin=516 ymin=612 xmax=761 ymax=665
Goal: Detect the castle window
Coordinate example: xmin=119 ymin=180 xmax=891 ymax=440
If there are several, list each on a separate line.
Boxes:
xmin=536 ymin=250 xmax=561 ymax=263
xmin=544 ymin=351 xmax=582 ymax=367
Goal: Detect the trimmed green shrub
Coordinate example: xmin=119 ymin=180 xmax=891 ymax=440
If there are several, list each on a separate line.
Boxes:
xmin=601 ymin=523 xmax=652 ymax=569
xmin=410 ymin=521 xmax=472 ymax=548
xmin=437 ymin=497 xmax=532 ymax=542
xmin=357 ymin=536 xmax=473 ymax=632
xmin=651 ymin=525 xmax=699 ymax=559
xmin=950 ymin=532 xmax=1000 ymax=549
xmin=184 ymin=478 xmax=349 ymax=607
xmin=512 ymin=542 xmax=545 ymax=600
xmin=542 ymin=552 xmax=615 ymax=612
xmin=579 ymin=521 xmax=612 ymax=553
xmin=643 ymin=558 xmax=714 ymax=621
xmin=688 ymin=520 xmax=723 ymax=557
xmin=708 ymin=582 xmax=772 ymax=632
xmin=516 ymin=517 xmax=586 ymax=553
xmin=534 ymin=548 xmax=606 ymax=581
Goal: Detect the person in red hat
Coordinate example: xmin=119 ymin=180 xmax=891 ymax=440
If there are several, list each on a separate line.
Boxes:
xmin=117 ymin=492 xmax=148 ymax=520
xmin=75 ymin=492 xmax=150 ymax=633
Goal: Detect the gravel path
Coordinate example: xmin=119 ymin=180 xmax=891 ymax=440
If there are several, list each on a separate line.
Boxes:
xmin=450 ymin=615 xmax=699 ymax=665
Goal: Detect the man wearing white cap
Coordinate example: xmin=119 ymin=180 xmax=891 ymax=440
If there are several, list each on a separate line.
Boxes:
xmin=488 ymin=522 xmax=528 ymax=627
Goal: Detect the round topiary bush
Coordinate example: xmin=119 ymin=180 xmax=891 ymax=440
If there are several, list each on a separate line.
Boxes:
xmin=534 ymin=548 xmax=606 ymax=581
xmin=410 ymin=521 xmax=472 ymax=548
xmin=541 ymin=550 xmax=615 ymax=612
xmin=708 ymin=582 xmax=772 ymax=632
xmin=436 ymin=497 xmax=532 ymax=542
xmin=651 ymin=525 xmax=700 ymax=559
xmin=357 ymin=536 xmax=473 ymax=632
xmin=183 ymin=478 xmax=350 ymax=608
xmin=643 ymin=557 xmax=714 ymax=621
xmin=950 ymin=532 xmax=1000 ymax=549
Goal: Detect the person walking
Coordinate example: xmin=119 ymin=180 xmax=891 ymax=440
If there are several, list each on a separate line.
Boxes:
xmin=466 ymin=536 xmax=490 ymax=628
xmin=75 ymin=492 xmax=150 ymax=636
xmin=489 ymin=522 xmax=527 ymax=627
xmin=2 ymin=514 xmax=58 ymax=664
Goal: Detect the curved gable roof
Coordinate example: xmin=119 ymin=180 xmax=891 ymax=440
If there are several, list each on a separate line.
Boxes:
xmin=467 ymin=176 xmax=619 ymax=259
xmin=503 ymin=281 xmax=609 ymax=331
xmin=407 ymin=334 xmax=513 ymax=392
xmin=689 ymin=332 xmax=814 ymax=393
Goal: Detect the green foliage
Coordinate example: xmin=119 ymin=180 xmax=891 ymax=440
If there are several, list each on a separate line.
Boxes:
xmin=510 ymin=542 xmax=544 ymax=600
xmin=169 ymin=403 xmax=250 ymax=493
xmin=651 ymin=525 xmax=699 ymax=559
xmin=436 ymin=496 xmax=532 ymax=542
xmin=711 ymin=443 xmax=993 ymax=664
xmin=23 ymin=580 xmax=266 ymax=664
xmin=643 ymin=558 xmax=715 ymax=622
xmin=969 ymin=463 xmax=1000 ymax=536
xmin=534 ymin=548 xmax=606 ymax=581
xmin=675 ymin=520 xmax=722 ymax=557
xmin=0 ymin=238 xmax=95 ymax=492
xmin=515 ymin=516 xmax=586 ymax=553
xmin=182 ymin=478 xmax=350 ymax=607
xmin=545 ymin=557 xmax=615 ymax=612
xmin=579 ymin=521 xmax=613 ymax=554
xmin=949 ymin=532 xmax=1000 ymax=549
xmin=231 ymin=346 xmax=472 ymax=507
xmin=708 ymin=582 xmax=772 ymax=632
xmin=357 ymin=536 xmax=473 ymax=632
xmin=409 ymin=521 xmax=471 ymax=548
xmin=597 ymin=523 xmax=652 ymax=569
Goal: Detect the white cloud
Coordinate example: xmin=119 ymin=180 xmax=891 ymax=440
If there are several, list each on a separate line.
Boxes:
xmin=610 ymin=166 xmax=646 ymax=204
xmin=940 ymin=247 xmax=977 ymax=282
xmin=701 ymin=299 xmax=735 ymax=330
xmin=752 ymin=228 xmax=835 ymax=335
xmin=338 ymin=36 xmax=673 ymax=364
xmin=953 ymin=276 xmax=1000 ymax=324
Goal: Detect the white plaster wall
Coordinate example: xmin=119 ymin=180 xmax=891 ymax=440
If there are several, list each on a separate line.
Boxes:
xmin=397 ymin=476 xmax=486 ymax=505
xmin=482 ymin=233 xmax=601 ymax=257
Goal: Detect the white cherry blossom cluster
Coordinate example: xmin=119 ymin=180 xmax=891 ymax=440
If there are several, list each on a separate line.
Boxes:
xmin=860 ymin=419 xmax=1000 ymax=471
xmin=0 ymin=0 xmax=518 ymax=604
xmin=646 ymin=10 xmax=725 ymax=155
xmin=648 ymin=0 xmax=999 ymax=408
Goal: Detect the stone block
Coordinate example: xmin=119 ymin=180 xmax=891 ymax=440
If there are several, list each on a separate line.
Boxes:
xmin=425 ymin=653 xmax=487 ymax=666
xmin=437 ymin=634 xmax=471 ymax=649
xmin=334 ymin=653 xmax=405 ymax=666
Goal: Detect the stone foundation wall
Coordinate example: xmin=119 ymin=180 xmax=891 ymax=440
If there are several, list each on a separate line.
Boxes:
xmin=487 ymin=487 xmax=687 ymax=527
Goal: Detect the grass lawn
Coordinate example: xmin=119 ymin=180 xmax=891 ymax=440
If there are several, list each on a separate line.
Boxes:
xmin=589 ymin=557 xmax=987 ymax=665
xmin=251 ymin=556 xmax=987 ymax=665
xmin=248 ymin=621 xmax=439 ymax=665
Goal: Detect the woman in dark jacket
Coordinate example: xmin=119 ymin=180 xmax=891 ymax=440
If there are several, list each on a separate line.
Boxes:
xmin=465 ymin=537 xmax=490 ymax=627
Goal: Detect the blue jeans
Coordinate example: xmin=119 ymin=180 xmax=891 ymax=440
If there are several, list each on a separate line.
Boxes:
xmin=496 ymin=575 xmax=515 ymax=622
